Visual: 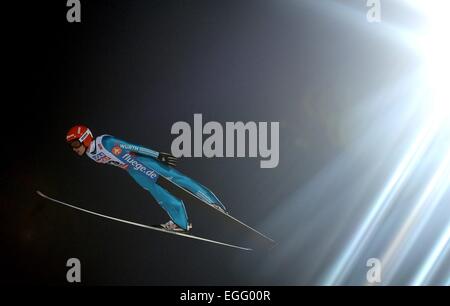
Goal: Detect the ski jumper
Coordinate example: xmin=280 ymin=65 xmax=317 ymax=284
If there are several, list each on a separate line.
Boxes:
xmin=85 ymin=135 xmax=226 ymax=230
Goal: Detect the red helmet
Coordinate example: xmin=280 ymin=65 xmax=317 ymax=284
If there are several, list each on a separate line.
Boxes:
xmin=66 ymin=125 xmax=94 ymax=148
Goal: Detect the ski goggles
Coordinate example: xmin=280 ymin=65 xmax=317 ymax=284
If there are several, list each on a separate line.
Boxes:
xmin=69 ymin=140 xmax=83 ymax=149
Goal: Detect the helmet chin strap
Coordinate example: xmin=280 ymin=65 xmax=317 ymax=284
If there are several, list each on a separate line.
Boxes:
xmin=87 ymin=138 xmax=96 ymax=152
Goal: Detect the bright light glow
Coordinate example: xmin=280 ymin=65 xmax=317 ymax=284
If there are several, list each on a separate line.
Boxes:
xmin=411 ymin=219 xmax=450 ymax=285
xmin=379 ymin=144 xmax=450 ymax=285
xmin=323 ymin=118 xmax=440 ymax=285
xmin=407 ymin=0 xmax=450 ymax=285
xmin=411 ymin=0 xmax=450 ymax=120
xmin=323 ymin=1 xmax=450 ymax=285
xmin=259 ymin=1 xmax=450 ymax=285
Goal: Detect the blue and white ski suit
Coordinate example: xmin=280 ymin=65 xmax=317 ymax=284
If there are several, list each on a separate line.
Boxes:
xmin=85 ymin=135 xmax=225 ymax=230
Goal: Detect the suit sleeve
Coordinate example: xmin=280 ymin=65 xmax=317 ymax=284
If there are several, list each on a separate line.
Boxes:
xmin=114 ymin=138 xmax=160 ymax=159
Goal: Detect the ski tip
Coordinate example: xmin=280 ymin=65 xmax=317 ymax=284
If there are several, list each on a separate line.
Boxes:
xmin=36 ymin=190 xmax=49 ymax=199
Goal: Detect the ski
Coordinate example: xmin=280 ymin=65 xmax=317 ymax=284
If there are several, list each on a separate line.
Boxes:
xmin=158 ymin=175 xmax=275 ymax=245
xmin=36 ymin=191 xmax=252 ymax=251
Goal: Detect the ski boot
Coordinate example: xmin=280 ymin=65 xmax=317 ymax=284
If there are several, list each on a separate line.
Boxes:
xmin=159 ymin=220 xmax=192 ymax=233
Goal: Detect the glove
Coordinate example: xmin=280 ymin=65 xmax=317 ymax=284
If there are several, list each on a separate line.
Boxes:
xmin=157 ymin=152 xmax=178 ymax=167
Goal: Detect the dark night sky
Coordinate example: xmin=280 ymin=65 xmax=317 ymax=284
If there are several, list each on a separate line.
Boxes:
xmin=2 ymin=0 xmax=424 ymax=284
